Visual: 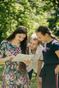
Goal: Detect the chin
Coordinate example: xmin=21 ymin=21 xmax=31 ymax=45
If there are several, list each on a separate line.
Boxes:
xmin=20 ymin=40 xmax=24 ymax=42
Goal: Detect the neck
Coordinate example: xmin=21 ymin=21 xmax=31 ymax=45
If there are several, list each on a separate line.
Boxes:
xmin=31 ymin=48 xmax=37 ymax=54
xmin=11 ymin=39 xmax=20 ymax=47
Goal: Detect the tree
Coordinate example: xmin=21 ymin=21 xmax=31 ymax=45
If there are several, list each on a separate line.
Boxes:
xmin=0 ymin=0 xmax=59 ymax=42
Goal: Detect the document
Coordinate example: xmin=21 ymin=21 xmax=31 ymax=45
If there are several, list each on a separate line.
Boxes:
xmin=0 ymin=54 xmax=42 ymax=73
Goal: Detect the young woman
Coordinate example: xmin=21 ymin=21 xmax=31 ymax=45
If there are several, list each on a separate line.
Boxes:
xmin=0 ymin=26 xmax=27 ymax=57
xmin=0 ymin=26 xmax=27 ymax=88
xmin=36 ymin=26 xmax=59 ymax=88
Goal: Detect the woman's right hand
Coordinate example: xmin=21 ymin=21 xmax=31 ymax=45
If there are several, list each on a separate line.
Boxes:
xmin=6 ymin=51 xmax=15 ymax=61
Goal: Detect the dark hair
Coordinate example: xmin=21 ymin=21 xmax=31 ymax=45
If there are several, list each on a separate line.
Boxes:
xmin=7 ymin=26 xmax=27 ymax=54
xmin=36 ymin=26 xmax=59 ymax=40
xmin=19 ymin=62 xmax=27 ymax=73
xmin=36 ymin=26 xmax=51 ymax=35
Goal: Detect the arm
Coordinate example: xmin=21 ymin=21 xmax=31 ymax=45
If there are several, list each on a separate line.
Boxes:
xmin=55 ymin=50 xmax=59 ymax=74
xmin=0 ymin=55 xmax=15 ymax=64
xmin=55 ymin=50 xmax=59 ymax=58
xmin=37 ymin=59 xmax=43 ymax=88
xmin=37 ymin=60 xmax=43 ymax=76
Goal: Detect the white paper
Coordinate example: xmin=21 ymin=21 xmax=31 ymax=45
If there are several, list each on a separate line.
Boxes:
xmin=0 ymin=54 xmax=43 ymax=73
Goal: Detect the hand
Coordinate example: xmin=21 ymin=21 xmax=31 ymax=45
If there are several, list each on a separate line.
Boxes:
xmin=55 ymin=65 xmax=59 ymax=74
xmin=8 ymin=55 xmax=15 ymax=61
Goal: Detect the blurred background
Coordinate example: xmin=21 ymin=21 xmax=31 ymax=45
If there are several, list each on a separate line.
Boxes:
xmin=0 ymin=0 xmax=59 ymax=42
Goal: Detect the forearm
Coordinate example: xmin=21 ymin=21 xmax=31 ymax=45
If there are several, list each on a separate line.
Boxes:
xmin=37 ymin=60 xmax=42 ymax=85
xmin=37 ymin=60 xmax=43 ymax=76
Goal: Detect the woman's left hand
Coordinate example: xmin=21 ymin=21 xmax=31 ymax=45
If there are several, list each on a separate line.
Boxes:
xmin=9 ymin=55 xmax=15 ymax=61
xmin=55 ymin=65 xmax=59 ymax=74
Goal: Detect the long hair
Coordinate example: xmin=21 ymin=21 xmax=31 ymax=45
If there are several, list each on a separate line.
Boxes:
xmin=7 ymin=26 xmax=27 ymax=54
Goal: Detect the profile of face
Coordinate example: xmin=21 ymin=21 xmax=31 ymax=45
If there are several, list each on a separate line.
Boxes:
xmin=14 ymin=33 xmax=26 ymax=42
xmin=36 ymin=32 xmax=47 ymax=43
xmin=29 ymin=39 xmax=39 ymax=50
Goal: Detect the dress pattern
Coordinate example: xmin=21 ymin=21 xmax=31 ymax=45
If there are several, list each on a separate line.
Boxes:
xmin=0 ymin=40 xmax=21 ymax=88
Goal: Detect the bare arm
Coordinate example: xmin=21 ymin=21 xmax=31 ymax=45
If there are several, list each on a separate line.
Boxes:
xmin=55 ymin=50 xmax=59 ymax=74
xmin=37 ymin=60 xmax=43 ymax=76
xmin=0 ymin=55 xmax=15 ymax=64
xmin=55 ymin=50 xmax=59 ymax=58
xmin=37 ymin=59 xmax=43 ymax=88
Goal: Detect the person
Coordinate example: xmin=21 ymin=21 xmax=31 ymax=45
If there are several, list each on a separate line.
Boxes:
xmin=16 ymin=62 xmax=29 ymax=88
xmin=27 ymin=33 xmax=43 ymax=88
xmin=0 ymin=26 xmax=27 ymax=88
xmin=36 ymin=26 xmax=59 ymax=88
xmin=0 ymin=26 xmax=27 ymax=57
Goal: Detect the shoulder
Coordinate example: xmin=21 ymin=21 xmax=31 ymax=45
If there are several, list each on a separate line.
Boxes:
xmin=52 ymin=39 xmax=59 ymax=46
xmin=0 ymin=40 xmax=10 ymax=50
xmin=1 ymin=40 xmax=8 ymax=45
xmin=0 ymin=40 xmax=9 ymax=48
xmin=51 ymin=39 xmax=59 ymax=51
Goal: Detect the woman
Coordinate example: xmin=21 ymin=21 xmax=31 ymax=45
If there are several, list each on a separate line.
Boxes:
xmin=36 ymin=26 xmax=59 ymax=88
xmin=27 ymin=33 xmax=43 ymax=88
xmin=0 ymin=26 xmax=27 ymax=88
xmin=0 ymin=26 xmax=27 ymax=57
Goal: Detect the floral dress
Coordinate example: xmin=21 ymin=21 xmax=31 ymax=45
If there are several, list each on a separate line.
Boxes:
xmin=0 ymin=40 xmax=21 ymax=88
xmin=2 ymin=61 xmax=17 ymax=88
xmin=16 ymin=71 xmax=29 ymax=88
xmin=0 ymin=40 xmax=21 ymax=57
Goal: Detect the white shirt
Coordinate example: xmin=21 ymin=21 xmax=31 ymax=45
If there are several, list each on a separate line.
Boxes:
xmin=27 ymin=44 xmax=43 ymax=72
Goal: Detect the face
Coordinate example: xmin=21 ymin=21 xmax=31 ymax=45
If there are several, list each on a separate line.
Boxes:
xmin=15 ymin=33 xmax=26 ymax=42
xmin=36 ymin=32 xmax=47 ymax=43
xmin=29 ymin=39 xmax=38 ymax=50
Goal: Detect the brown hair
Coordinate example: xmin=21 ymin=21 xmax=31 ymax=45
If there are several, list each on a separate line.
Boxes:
xmin=18 ymin=62 xmax=27 ymax=73
xmin=36 ymin=26 xmax=59 ymax=41
xmin=7 ymin=26 xmax=27 ymax=54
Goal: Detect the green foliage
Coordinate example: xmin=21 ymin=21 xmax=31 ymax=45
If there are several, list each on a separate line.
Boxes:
xmin=43 ymin=0 xmax=59 ymax=34
xmin=0 ymin=0 xmax=59 ymax=42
